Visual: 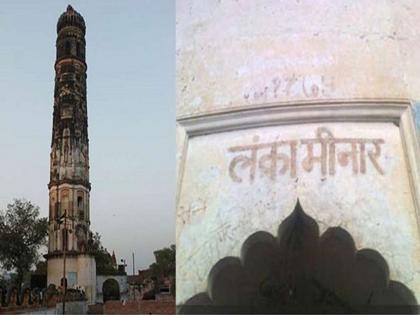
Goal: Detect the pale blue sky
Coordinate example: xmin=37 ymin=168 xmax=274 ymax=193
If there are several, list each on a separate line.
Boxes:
xmin=0 ymin=1 xmax=175 ymax=272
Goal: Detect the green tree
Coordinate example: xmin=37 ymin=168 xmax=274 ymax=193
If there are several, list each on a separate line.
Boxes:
xmin=89 ymin=232 xmax=122 ymax=275
xmin=33 ymin=260 xmax=47 ymax=275
xmin=0 ymin=199 xmax=48 ymax=294
xmin=149 ymin=245 xmax=176 ymax=297
xmin=149 ymin=245 xmax=175 ymax=279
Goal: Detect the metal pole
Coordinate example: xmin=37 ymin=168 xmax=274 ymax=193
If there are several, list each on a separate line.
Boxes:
xmin=62 ymin=210 xmax=67 ymax=315
xmin=132 ymin=252 xmax=135 ymax=275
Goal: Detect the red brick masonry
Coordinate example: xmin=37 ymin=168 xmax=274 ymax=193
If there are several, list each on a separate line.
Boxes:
xmin=103 ymin=300 xmax=175 ymax=315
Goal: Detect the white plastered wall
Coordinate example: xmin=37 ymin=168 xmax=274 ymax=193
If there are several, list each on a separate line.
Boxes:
xmin=176 ymin=0 xmax=420 ymax=305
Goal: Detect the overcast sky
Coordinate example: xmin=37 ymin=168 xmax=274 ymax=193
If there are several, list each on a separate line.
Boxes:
xmin=0 ymin=0 xmax=175 ymax=273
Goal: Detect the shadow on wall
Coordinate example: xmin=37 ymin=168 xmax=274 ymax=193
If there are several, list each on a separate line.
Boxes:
xmin=179 ymin=199 xmax=418 ymax=314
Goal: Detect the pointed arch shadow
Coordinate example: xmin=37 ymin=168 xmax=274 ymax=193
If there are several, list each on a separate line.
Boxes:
xmin=179 ymin=200 xmax=418 ymax=314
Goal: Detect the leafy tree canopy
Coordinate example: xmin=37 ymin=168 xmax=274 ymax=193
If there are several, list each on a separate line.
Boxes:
xmin=149 ymin=244 xmax=175 ymax=279
xmin=33 ymin=260 xmax=47 ymax=275
xmin=0 ymin=199 xmax=48 ymax=289
xmin=90 ymin=232 xmax=123 ymax=275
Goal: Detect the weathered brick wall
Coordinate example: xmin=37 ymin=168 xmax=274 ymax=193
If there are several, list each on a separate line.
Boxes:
xmin=103 ymin=300 xmax=175 ymax=314
xmin=140 ymin=301 xmax=175 ymax=314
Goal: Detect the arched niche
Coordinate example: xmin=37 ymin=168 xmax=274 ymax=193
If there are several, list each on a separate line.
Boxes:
xmin=179 ymin=200 xmax=418 ymax=314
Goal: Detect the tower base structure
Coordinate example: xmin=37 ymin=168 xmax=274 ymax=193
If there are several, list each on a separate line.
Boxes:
xmin=47 ymin=253 xmax=97 ymax=305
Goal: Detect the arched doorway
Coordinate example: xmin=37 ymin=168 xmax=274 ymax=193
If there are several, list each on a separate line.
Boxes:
xmin=102 ymin=279 xmax=120 ymax=303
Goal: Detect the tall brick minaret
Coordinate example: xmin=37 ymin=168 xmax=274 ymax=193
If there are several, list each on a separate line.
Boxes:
xmin=46 ymin=5 xmax=96 ymax=304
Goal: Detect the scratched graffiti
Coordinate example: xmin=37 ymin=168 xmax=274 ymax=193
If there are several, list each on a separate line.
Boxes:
xmin=244 ymin=74 xmax=334 ymax=101
xmin=177 ymin=199 xmax=207 ymax=225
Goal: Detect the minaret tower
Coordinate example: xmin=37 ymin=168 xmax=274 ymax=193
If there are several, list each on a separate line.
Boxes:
xmin=46 ymin=5 xmax=96 ymax=304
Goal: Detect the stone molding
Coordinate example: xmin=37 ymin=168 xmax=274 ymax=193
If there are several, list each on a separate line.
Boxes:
xmin=176 ymin=98 xmax=420 ymax=234
xmin=44 ymin=251 xmax=95 ymax=259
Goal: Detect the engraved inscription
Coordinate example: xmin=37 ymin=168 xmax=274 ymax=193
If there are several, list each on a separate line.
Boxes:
xmin=244 ymin=74 xmax=334 ymax=101
xmin=228 ymin=127 xmax=385 ymax=183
